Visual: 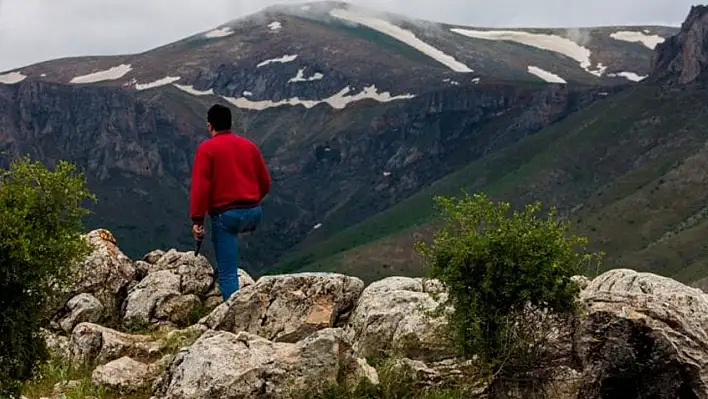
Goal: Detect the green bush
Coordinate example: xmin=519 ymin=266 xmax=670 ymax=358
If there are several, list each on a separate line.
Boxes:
xmin=415 ymin=193 xmax=602 ymax=376
xmin=0 ymin=156 xmax=95 ymax=397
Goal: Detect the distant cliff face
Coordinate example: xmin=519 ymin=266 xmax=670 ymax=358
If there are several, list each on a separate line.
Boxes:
xmin=0 ymin=76 xmax=617 ymax=273
xmin=652 ymin=6 xmax=708 ymax=84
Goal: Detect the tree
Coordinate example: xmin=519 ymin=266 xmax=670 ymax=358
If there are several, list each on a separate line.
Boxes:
xmin=0 ymin=156 xmax=95 ymax=397
xmin=416 ymin=193 xmax=602 ymax=383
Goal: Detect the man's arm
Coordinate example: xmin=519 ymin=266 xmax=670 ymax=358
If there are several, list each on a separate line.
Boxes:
xmin=189 ymin=145 xmax=211 ymax=227
xmin=253 ymin=147 xmax=271 ymax=200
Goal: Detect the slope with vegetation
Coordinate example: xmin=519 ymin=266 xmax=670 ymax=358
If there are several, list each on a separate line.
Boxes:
xmin=277 ymin=5 xmax=708 ymax=285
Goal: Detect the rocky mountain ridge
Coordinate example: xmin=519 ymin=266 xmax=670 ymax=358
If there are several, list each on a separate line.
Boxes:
xmin=652 ymin=5 xmax=708 ymax=84
xmin=29 ymin=228 xmax=708 ymax=398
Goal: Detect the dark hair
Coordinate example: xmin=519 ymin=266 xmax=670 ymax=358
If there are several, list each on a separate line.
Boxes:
xmin=207 ymin=104 xmax=232 ymax=132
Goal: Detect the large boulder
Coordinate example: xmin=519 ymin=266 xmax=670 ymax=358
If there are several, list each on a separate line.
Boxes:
xmin=202 ymin=273 xmax=364 ymax=342
xmin=153 ymin=328 xmax=375 ymax=399
xmin=51 ymin=229 xmax=136 ymax=326
xmin=573 ymin=269 xmax=708 ymax=398
xmin=349 ymin=276 xmax=451 ymax=361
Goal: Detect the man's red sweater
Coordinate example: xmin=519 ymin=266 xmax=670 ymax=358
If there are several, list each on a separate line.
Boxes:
xmin=189 ymin=131 xmax=271 ymax=226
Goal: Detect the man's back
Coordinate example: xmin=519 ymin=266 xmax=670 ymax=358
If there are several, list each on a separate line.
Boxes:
xmin=190 ymin=131 xmax=270 ymax=223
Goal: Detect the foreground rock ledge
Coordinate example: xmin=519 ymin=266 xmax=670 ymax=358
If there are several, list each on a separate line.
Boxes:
xmin=152 ymin=328 xmax=375 ymax=399
xmin=574 ymin=269 xmax=708 ymax=398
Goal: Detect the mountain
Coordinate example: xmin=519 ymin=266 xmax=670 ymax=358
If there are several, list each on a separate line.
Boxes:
xmin=272 ymin=5 xmax=708 ymax=285
xmin=0 ymin=1 xmax=680 ymax=277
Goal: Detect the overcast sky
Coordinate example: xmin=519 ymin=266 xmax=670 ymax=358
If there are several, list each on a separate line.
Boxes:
xmin=0 ymin=0 xmax=696 ymax=71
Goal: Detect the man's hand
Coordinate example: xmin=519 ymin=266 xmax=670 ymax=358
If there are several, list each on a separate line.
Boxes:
xmin=192 ymin=224 xmax=205 ymax=240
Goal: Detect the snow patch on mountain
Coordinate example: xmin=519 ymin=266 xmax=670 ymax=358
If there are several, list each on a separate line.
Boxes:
xmin=451 ymin=28 xmax=605 ymax=77
xmin=0 ymin=71 xmax=27 ymax=84
xmin=173 ymin=84 xmax=215 ymax=96
xmin=609 ymin=30 xmax=665 ymax=49
xmin=135 ymin=76 xmax=181 ymax=90
xmin=70 ymin=64 xmax=132 ymax=84
xmin=527 ymin=66 xmax=566 ymax=83
xmin=223 ymin=85 xmax=414 ymax=110
xmin=330 ymin=8 xmax=473 ymax=73
xmin=289 ymin=68 xmax=324 ymax=83
xmin=257 ymin=55 xmax=298 ymax=68
xmin=268 ymin=21 xmax=282 ymax=31
xmin=204 ymin=27 xmax=234 ymax=38
xmin=608 ymin=71 xmax=646 ymax=82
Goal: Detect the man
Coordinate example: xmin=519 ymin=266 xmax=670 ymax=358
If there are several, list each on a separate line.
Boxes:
xmin=190 ymin=104 xmax=271 ymax=301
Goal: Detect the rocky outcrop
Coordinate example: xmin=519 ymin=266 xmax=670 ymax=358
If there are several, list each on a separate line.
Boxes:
xmin=122 ymin=250 xmax=224 ymax=329
xmin=202 ymin=273 xmax=364 ymax=342
xmin=573 ymin=269 xmax=708 ymax=398
xmin=152 ymin=328 xmax=374 ymax=399
xmin=349 ymin=276 xmax=451 ymax=361
xmin=51 ymin=229 xmax=136 ymax=328
xmin=36 ymin=227 xmax=708 ymax=399
xmin=652 ymin=5 xmax=708 ymax=84
xmin=49 ymin=233 xmax=258 ymax=333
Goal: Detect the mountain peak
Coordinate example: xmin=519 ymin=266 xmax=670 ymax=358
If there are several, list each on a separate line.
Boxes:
xmin=652 ymin=5 xmax=708 ymax=84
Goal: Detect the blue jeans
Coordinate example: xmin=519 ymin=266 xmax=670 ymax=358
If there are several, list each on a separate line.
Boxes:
xmin=210 ymin=206 xmax=262 ymax=301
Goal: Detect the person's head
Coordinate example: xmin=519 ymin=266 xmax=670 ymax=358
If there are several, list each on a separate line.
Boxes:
xmin=207 ymin=104 xmax=232 ymax=136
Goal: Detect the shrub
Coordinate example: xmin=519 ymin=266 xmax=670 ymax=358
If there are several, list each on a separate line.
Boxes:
xmin=415 ymin=193 xmax=602 ymax=381
xmin=0 ymin=156 xmax=95 ymax=397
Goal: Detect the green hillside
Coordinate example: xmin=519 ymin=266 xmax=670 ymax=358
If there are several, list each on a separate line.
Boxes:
xmin=272 ymin=80 xmax=708 ymax=284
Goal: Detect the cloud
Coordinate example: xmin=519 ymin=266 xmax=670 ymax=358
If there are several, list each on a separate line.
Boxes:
xmin=0 ymin=0 xmax=695 ymax=71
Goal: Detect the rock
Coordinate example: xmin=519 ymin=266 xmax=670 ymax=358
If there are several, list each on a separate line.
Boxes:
xmin=150 ymin=250 xmax=215 ymax=295
xmin=153 ymin=328 xmax=371 ymax=399
xmin=389 ymin=358 xmax=478 ymax=390
xmin=54 ymin=293 xmax=104 ymax=333
xmin=143 ymin=249 xmax=166 ymax=265
xmin=574 ymin=269 xmax=708 ymax=397
xmin=134 ymin=260 xmax=153 ymax=281
xmin=122 ymin=270 xmax=182 ymax=328
xmin=349 ymin=276 xmax=451 ymax=361
xmin=42 ymin=329 xmax=71 ymax=361
xmin=202 ymin=272 xmax=364 ymax=342
xmin=70 ymin=322 xmax=160 ymax=365
xmin=653 ymin=5 xmax=708 ymax=84
xmin=154 ymin=294 xmax=202 ymax=326
xmin=92 ymin=356 xmax=161 ymax=392
xmin=345 ymin=356 xmax=380 ymax=387
xmin=122 ymin=250 xmax=240 ymax=328
xmin=53 ymin=229 xmax=136 ymax=325
xmin=239 ymin=268 xmax=256 ymax=288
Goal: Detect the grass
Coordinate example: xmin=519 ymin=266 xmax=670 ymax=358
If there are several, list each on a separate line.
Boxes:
xmin=21 ymin=359 xmax=151 ymax=399
xmin=280 ymin=81 xmax=708 ymax=284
